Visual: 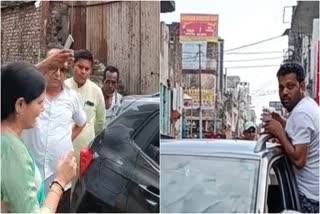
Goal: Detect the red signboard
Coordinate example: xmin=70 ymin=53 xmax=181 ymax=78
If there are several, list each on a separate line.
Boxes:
xmin=180 ymin=14 xmax=219 ymax=43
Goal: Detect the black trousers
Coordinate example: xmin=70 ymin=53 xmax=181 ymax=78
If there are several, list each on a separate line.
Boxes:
xmin=57 ymin=188 xmax=71 ymax=213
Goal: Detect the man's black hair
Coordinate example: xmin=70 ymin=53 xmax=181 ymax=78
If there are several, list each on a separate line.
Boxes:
xmin=277 ymin=61 xmax=305 ymax=82
xmin=74 ymin=49 xmax=94 ymax=66
xmin=103 ymin=65 xmax=119 ymax=81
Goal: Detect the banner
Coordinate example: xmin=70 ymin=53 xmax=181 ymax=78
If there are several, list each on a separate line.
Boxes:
xmin=180 ymin=14 xmax=219 ymax=43
xmin=184 ymin=89 xmax=214 ymax=109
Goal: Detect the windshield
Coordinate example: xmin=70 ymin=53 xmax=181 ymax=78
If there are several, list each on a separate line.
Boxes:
xmin=108 ymin=101 xmax=158 ymax=136
xmin=160 ymin=155 xmax=259 ymax=213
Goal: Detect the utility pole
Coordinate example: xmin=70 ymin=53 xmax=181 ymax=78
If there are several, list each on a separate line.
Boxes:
xmin=219 ymin=39 xmax=224 ymax=128
xmin=214 ymin=41 xmax=220 ymax=134
xmin=198 ymin=44 xmax=203 ymax=139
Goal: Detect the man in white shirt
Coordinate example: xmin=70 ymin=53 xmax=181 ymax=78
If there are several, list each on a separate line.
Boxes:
xmin=22 ymin=44 xmax=87 ymax=212
xmin=102 ymin=65 xmax=123 ymax=126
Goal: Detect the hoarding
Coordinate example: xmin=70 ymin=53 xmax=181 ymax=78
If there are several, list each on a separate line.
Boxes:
xmin=184 ymin=89 xmax=215 ymax=109
xmin=180 ymin=14 xmax=219 ymax=43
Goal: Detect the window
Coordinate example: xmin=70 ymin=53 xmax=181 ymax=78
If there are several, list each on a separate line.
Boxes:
xmin=266 ymin=156 xmax=296 ymax=213
xmin=266 ymin=166 xmax=284 ymax=213
xmin=134 ymin=113 xmax=159 ymax=150
xmin=144 ymin=131 xmax=159 ymax=164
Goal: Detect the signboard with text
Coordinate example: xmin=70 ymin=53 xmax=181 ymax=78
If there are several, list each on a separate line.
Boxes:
xmin=180 ymin=14 xmax=219 ymax=43
xmin=184 ymin=89 xmax=215 ymax=109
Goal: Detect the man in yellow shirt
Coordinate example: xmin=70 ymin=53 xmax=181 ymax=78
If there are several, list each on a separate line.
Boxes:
xmin=65 ymin=49 xmax=106 ymax=192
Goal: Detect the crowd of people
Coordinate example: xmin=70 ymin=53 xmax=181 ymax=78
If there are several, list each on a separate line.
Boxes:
xmin=1 ymin=47 xmax=123 ymax=213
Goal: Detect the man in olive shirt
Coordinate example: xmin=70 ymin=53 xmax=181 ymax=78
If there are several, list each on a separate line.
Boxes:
xmin=65 ymin=49 xmax=106 ymax=192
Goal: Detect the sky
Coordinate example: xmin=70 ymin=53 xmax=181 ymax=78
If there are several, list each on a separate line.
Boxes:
xmin=160 ymin=0 xmax=298 ymax=123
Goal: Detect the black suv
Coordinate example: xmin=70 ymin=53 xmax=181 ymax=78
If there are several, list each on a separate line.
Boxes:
xmin=71 ymin=94 xmax=160 ymax=213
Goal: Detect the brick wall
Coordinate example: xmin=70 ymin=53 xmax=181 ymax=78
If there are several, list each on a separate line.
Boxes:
xmin=1 ymin=1 xmax=69 ymax=64
xmin=1 ymin=2 xmax=41 ymax=64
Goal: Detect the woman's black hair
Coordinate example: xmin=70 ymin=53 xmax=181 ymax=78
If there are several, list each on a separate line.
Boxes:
xmin=1 ymin=62 xmax=46 ymax=120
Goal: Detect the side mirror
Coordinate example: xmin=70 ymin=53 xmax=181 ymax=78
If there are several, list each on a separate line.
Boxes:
xmin=254 ymin=134 xmax=272 ymax=153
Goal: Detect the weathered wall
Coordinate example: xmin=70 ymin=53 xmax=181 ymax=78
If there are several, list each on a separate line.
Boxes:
xmin=1 ymin=1 xmax=70 ymax=64
xmin=1 ymin=2 xmax=41 ymax=64
xmin=70 ymin=1 xmax=160 ymax=95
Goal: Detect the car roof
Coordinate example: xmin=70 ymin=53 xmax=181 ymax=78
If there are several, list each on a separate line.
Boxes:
xmin=122 ymin=93 xmax=159 ymax=104
xmin=161 ymin=139 xmax=283 ymax=160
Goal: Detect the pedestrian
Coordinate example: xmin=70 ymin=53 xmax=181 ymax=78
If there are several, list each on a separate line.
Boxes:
xmin=22 ymin=44 xmax=87 ymax=212
xmin=64 ymin=49 xmax=106 ymax=193
xmin=264 ymin=61 xmax=319 ymax=213
xmin=102 ymin=65 xmax=123 ymax=126
xmin=241 ymin=121 xmax=257 ymax=141
xmin=1 ymin=61 xmax=77 ymax=213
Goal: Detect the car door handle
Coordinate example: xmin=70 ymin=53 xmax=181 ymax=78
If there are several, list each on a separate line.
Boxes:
xmin=138 ymin=184 xmax=159 ymax=206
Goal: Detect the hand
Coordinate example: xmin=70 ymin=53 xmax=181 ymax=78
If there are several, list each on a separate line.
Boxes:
xmin=260 ymin=109 xmax=273 ymax=123
xmin=263 ymin=119 xmax=285 ymax=139
xmin=36 ymin=49 xmax=74 ymax=75
xmin=55 ymin=151 xmax=77 ymax=188
xmin=271 ymin=112 xmax=287 ymax=127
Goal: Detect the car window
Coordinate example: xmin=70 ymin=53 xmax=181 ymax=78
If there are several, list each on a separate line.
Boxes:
xmin=161 ymin=155 xmax=259 ymax=213
xmin=144 ymin=131 xmax=159 ymax=164
xmin=267 ymin=157 xmax=297 ymax=213
xmin=134 ymin=113 xmax=159 ymax=150
xmin=266 ymin=165 xmax=284 ymax=213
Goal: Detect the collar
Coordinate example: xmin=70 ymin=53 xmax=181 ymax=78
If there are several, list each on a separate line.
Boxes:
xmin=71 ymin=77 xmax=89 ymax=89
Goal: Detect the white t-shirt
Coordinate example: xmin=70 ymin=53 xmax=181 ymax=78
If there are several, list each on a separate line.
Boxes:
xmin=105 ymin=92 xmax=123 ymax=126
xmin=285 ymin=96 xmax=319 ymax=201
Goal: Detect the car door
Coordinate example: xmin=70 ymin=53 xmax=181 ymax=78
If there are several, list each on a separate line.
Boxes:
xmin=126 ymin=113 xmax=160 ymax=213
xmin=266 ymin=155 xmax=301 ymax=213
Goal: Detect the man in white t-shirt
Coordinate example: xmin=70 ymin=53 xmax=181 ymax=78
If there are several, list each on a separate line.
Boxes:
xmin=102 ymin=65 xmax=123 ymax=126
xmin=264 ymin=61 xmax=319 ymax=213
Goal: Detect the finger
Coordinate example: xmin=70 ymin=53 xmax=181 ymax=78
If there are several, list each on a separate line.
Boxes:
xmin=260 ymin=131 xmax=270 ymax=135
xmin=67 ymin=151 xmax=74 ymax=160
xmin=71 ymin=156 xmax=76 ymax=164
xmin=60 ymin=49 xmax=73 ymax=54
xmin=59 ymin=52 xmax=74 ymax=61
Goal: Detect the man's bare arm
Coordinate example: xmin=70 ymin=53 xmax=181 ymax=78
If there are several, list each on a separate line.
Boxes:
xmin=264 ymin=119 xmax=308 ymax=169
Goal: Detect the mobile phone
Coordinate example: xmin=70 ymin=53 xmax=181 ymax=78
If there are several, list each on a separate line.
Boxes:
xmin=64 ymin=34 xmax=74 ymax=49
